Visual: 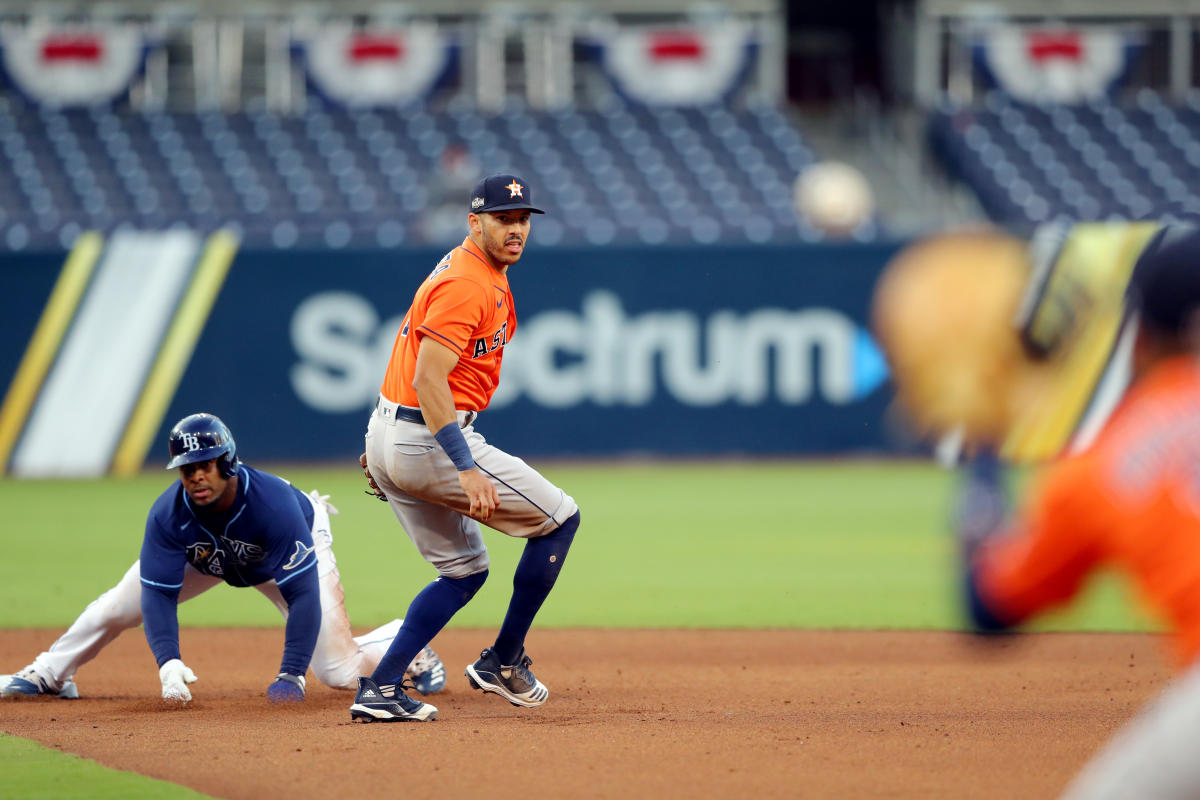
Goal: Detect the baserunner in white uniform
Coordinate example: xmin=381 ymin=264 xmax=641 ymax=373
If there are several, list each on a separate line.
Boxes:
xmin=1 ymin=413 xmax=444 ymax=703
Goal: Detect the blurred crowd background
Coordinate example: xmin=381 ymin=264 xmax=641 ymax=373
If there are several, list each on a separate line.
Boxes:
xmin=0 ymin=0 xmax=1196 ymax=474
xmin=0 ymin=0 xmax=1193 ymax=252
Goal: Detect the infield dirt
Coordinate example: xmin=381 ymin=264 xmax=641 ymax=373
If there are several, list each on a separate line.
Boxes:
xmin=0 ymin=628 xmax=1170 ymax=799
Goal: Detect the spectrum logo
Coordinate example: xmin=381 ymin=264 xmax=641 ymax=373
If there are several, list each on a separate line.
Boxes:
xmin=289 ymin=290 xmax=890 ymax=413
xmin=488 ymin=291 xmax=888 ymax=408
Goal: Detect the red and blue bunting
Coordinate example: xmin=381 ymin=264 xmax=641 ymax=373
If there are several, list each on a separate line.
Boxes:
xmin=292 ymin=25 xmax=458 ymax=108
xmin=972 ymin=25 xmax=1143 ymax=104
xmin=0 ymin=25 xmax=157 ymax=107
xmin=584 ymin=23 xmax=757 ymax=107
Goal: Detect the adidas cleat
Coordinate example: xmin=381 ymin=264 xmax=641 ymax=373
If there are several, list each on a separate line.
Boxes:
xmin=465 ymin=647 xmax=549 ymax=708
xmin=349 ymin=676 xmax=437 ymax=722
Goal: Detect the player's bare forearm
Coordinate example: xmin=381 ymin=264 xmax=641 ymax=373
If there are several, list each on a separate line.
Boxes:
xmin=412 ymin=338 xmax=499 ymax=519
xmin=412 ymin=339 xmax=463 ymax=433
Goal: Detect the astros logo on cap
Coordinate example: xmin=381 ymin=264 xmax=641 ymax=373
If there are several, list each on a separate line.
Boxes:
xmin=469 ymin=173 xmax=545 ymax=214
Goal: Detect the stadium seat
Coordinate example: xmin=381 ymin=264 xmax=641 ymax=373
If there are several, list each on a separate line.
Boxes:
xmin=0 ymin=96 xmax=875 ymax=250
xmin=930 ymin=89 xmax=1200 ymax=231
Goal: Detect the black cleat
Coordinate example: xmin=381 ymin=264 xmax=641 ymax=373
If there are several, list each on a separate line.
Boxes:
xmin=465 ymin=647 xmax=549 ymax=708
xmin=349 ymin=676 xmax=437 ymax=722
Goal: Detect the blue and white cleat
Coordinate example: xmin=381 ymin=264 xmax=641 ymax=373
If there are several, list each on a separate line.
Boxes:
xmin=407 ymin=646 xmax=447 ymax=696
xmin=1 ymin=668 xmax=80 ymax=699
xmin=465 ymin=647 xmax=549 ymax=708
xmin=349 ymin=677 xmax=437 ymax=723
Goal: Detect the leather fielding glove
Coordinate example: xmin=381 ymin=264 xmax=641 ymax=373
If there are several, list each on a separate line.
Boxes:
xmin=159 ymin=658 xmax=198 ymax=703
xmin=360 ymin=453 xmax=387 ymax=502
xmin=267 ymin=672 xmax=306 ymax=703
xmin=871 ymin=230 xmax=1035 ymax=447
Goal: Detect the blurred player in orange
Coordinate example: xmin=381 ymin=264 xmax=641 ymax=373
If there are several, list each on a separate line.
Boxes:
xmin=958 ymin=226 xmax=1200 ymax=799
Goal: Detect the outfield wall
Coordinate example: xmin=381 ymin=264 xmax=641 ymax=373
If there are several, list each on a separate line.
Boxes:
xmin=0 ymin=241 xmax=910 ymax=471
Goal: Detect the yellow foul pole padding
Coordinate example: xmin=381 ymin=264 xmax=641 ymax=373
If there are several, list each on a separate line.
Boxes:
xmin=111 ymin=230 xmax=240 ymax=476
xmin=0 ymin=232 xmax=104 ymax=475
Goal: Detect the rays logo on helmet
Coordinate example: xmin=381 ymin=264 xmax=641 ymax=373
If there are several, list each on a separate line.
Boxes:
xmin=166 ymin=413 xmax=239 ymax=477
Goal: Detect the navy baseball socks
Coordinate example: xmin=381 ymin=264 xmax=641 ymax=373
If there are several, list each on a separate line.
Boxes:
xmin=467 ymin=510 xmax=580 ymax=708
xmin=493 ymin=511 xmax=579 ymax=661
xmin=367 ymin=569 xmax=489 ymax=694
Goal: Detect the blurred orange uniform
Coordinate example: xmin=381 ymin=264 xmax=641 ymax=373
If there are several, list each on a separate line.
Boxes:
xmin=380 ymin=237 xmax=516 ymax=411
xmin=974 ymin=355 xmax=1200 ymax=668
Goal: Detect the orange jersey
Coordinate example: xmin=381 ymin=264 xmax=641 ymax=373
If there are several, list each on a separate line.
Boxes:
xmin=380 ymin=237 xmax=516 ymax=411
xmin=976 ymin=356 xmax=1200 ymax=668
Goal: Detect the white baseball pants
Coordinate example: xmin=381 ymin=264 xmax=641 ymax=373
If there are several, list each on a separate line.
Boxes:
xmin=365 ymin=399 xmax=579 ymax=579
xmin=1060 ymin=659 xmax=1200 ymax=799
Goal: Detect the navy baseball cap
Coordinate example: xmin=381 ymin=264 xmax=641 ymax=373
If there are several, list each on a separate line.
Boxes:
xmin=469 ymin=174 xmax=544 ymax=215
xmin=1128 ymin=225 xmax=1200 ymax=337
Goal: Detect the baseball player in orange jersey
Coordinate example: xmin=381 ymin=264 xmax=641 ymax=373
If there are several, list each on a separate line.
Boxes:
xmin=349 ymin=173 xmax=581 ymax=723
xmin=958 ymin=226 xmax=1200 ymax=799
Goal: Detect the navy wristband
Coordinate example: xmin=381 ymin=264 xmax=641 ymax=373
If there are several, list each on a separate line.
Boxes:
xmin=434 ymin=422 xmax=476 ymax=471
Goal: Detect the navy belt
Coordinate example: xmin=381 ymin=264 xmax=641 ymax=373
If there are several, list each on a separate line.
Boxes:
xmin=393 ymin=405 xmax=425 ymax=425
xmin=377 ymin=396 xmax=476 ymax=428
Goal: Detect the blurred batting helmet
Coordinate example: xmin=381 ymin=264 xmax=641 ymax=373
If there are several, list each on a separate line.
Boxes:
xmin=166 ymin=413 xmax=239 ymax=478
xmin=1127 ymin=225 xmax=1200 ymax=339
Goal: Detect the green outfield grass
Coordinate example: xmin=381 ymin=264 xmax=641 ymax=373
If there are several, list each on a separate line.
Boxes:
xmin=0 ymin=460 xmax=1160 ymax=633
xmin=0 ymin=733 xmax=212 ymax=799
xmin=0 ymin=459 xmax=1161 ymax=799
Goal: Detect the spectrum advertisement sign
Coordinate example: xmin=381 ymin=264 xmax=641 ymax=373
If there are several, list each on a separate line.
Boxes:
xmin=153 ymin=243 xmax=905 ymax=462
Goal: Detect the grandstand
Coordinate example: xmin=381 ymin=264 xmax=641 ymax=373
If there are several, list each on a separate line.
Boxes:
xmin=931 ymin=88 xmax=1200 ymax=233
xmin=0 ymin=99 xmax=839 ymax=250
xmin=917 ymin=0 xmax=1199 ymax=233
xmin=1 ymin=0 xmax=1197 ymax=469
xmin=0 ymin=1 xmax=1196 ymax=252
xmin=0 ymin=0 xmax=868 ymax=250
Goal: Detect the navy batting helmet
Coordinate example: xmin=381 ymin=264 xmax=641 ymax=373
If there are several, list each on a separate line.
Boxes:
xmin=1128 ymin=225 xmax=1200 ymax=339
xmin=166 ymin=413 xmax=239 ymax=478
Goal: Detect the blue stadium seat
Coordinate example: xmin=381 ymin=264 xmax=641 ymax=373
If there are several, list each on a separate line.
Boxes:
xmin=0 ymin=97 xmax=868 ymax=250
xmin=931 ymin=89 xmax=1200 ymax=230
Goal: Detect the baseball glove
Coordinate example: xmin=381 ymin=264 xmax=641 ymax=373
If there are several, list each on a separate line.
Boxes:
xmin=871 ymin=227 xmax=1042 ymax=447
xmin=360 ymin=453 xmax=387 ymax=502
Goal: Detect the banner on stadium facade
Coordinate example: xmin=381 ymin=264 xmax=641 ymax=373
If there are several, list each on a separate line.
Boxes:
xmin=971 ymin=24 xmax=1143 ymax=104
xmin=0 ymin=24 xmax=158 ymax=107
xmin=582 ymin=23 xmax=757 ymax=107
xmin=292 ymin=25 xmax=458 ymax=107
xmin=0 ymin=243 xmax=906 ymax=469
